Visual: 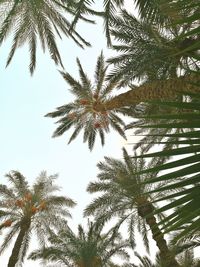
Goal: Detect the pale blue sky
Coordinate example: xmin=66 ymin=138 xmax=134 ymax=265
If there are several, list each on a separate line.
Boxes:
xmin=0 ymin=2 xmax=139 ymax=266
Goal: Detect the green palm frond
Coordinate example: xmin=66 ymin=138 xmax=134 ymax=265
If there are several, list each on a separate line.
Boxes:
xmin=0 ymin=0 xmax=91 ymax=74
xmin=107 ymin=9 xmax=199 ymax=85
xmin=46 ymin=52 xmax=127 ymax=150
xmin=0 ymin=223 xmax=20 ymax=255
xmin=0 ymin=184 xmax=15 ymax=199
xmin=102 ymin=0 xmax=124 ymax=46
xmin=165 ymin=0 xmax=200 ymax=61
xmin=133 ymin=251 xmax=157 ymax=267
xmin=125 ymin=96 xmax=195 ymax=153
xmin=130 ymin=91 xmax=200 ymax=240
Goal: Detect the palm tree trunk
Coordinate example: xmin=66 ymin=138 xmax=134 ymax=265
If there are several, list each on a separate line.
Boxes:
xmin=7 ymin=218 xmax=31 ymax=267
xmin=138 ymin=201 xmax=180 ymax=267
xmin=94 ymin=74 xmax=200 ymax=111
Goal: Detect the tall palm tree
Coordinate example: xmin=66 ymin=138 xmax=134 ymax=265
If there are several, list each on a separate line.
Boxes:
xmin=1 ymin=0 xmax=198 ymax=74
xmin=44 ymin=3 xmax=200 ymax=149
xmin=0 ymin=170 xmax=76 ymax=267
xmin=45 ymin=52 xmax=127 ymax=150
xmin=45 ymin=53 xmax=200 ymax=150
xmin=29 ymin=220 xmax=130 ymax=267
xmin=85 ymin=148 xmax=180 ymax=267
xmin=0 ymin=0 xmax=91 ymax=74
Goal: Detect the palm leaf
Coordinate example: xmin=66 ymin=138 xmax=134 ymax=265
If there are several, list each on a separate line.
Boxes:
xmin=130 ymin=91 xmax=200 ymax=239
xmin=0 ymin=0 xmax=91 ymax=73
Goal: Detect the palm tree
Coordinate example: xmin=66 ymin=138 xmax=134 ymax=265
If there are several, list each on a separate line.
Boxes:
xmin=85 ymin=148 xmax=180 ymax=267
xmin=45 ymin=53 xmax=200 ymax=151
xmin=0 ymin=170 xmax=76 ymax=267
xmin=1 ymin=0 xmax=198 ymax=74
xmin=45 ymin=52 xmax=127 ymax=150
xmin=29 ymin=220 xmax=130 ymax=267
xmin=133 ymin=228 xmax=200 ymax=267
xmin=44 ymin=2 xmax=200 ymax=150
xmin=69 ymin=0 xmax=184 ymax=46
xmin=0 ymin=0 xmax=91 ymax=74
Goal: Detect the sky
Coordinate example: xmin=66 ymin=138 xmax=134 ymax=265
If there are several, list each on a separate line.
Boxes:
xmin=0 ymin=1 xmax=148 ymax=266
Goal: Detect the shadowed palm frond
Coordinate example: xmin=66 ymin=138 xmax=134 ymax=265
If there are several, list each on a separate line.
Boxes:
xmin=125 ymin=95 xmax=195 ymax=153
xmin=130 ymin=91 xmax=200 ymax=241
xmin=84 ymin=149 xmax=180 ymax=264
xmin=107 ymin=9 xmax=200 ymax=86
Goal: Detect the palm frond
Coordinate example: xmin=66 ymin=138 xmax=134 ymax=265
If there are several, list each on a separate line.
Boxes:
xmin=0 ymin=0 xmax=91 ymax=73
xmin=130 ymin=91 xmax=200 ymax=240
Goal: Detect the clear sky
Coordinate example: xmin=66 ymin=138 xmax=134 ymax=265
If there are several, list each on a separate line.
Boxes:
xmin=0 ymin=2 xmax=147 ymax=266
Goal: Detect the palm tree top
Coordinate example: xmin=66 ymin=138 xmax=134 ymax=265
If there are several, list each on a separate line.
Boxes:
xmin=46 ymin=52 xmax=127 ymax=150
xmin=29 ymin=219 xmax=131 ymax=267
xmin=85 ymin=148 xmax=174 ymax=253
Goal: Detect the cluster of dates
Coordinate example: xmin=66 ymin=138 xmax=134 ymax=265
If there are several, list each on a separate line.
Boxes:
xmin=67 ymin=95 xmax=109 ymax=129
xmin=1 ymin=193 xmax=47 ymax=228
